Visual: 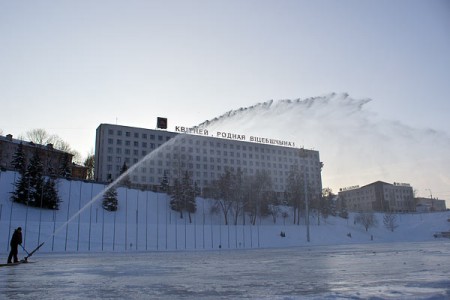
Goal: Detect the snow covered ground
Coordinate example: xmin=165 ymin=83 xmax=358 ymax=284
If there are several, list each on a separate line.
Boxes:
xmin=1 ymin=170 xmax=449 ymax=255
xmin=1 ymin=170 xmax=450 ymax=299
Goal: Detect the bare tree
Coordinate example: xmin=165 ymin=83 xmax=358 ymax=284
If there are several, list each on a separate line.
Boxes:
xmin=53 ymin=139 xmax=72 ymax=152
xmin=230 ymin=168 xmax=246 ymax=225
xmin=268 ymin=204 xmax=281 ymax=223
xmin=71 ymin=150 xmax=82 ymax=164
xmin=338 ymin=196 xmax=349 ymax=219
xmin=21 ymin=128 xmax=77 ymax=157
xmin=25 ymin=129 xmax=50 ymax=144
xmin=244 ymin=170 xmax=272 ymax=225
xmin=22 ymin=128 xmax=82 ymax=162
xmin=214 ymin=170 xmax=234 ymax=225
xmin=321 ymin=187 xmax=336 ymax=217
xmin=286 ymin=165 xmax=303 ymax=225
xmin=355 ymin=212 xmax=378 ymax=231
xmin=84 ymin=153 xmax=95 ymax=180
xmin=383 ymin=212 xmax=399 ymax=232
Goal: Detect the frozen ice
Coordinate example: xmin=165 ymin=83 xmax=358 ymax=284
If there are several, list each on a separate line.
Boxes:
xmin=1 ymin=241 xmax=449 ymax=299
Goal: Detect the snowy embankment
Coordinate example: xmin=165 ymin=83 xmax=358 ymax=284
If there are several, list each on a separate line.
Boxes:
xmin=1 ymin=170 xmax=449 ymax=256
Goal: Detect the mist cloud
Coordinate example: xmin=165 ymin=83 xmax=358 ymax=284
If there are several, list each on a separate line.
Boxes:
xmin=199 ymin=93 xmax=450 ymax=199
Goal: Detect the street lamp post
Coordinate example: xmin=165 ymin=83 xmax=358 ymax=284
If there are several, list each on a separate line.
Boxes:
xmin=300 ymin=149 xmax=310 ymax=242
xmin=426 ymin=188 xmax=434 ymax=211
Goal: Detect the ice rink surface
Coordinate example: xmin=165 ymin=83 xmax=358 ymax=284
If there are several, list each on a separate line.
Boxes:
xmin=1 ymin=241 xmax=449 ymax=299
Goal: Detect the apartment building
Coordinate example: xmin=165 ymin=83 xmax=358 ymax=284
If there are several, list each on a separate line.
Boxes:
xmin=416 ymin=197 xmax=447 ymax=212
xmin=338 ymin=181 xmax=415 ymax=212
xmin=0 ymin=134 xmax=87 ymax=179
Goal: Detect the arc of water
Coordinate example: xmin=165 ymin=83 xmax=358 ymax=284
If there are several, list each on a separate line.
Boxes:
xmin=44 ymin=134 xmax=183 ymax=245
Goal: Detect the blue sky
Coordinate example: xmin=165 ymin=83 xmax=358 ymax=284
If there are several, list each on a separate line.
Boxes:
xmin=1 ymin=0 xmax=449 ymax=199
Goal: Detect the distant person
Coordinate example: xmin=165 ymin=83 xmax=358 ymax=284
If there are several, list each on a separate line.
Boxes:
xmin=7 ymin=227 xmax=22 ymax=264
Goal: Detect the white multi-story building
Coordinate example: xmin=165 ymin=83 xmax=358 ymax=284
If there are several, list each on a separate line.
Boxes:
xmin=95 ymin=123 xmax=323 ymax=199
xmin=338 ymin=181 xmax=415 ymax=212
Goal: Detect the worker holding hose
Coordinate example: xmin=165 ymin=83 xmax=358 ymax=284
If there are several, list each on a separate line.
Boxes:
xmin=7 ymin=227 xmax=22 ymax=264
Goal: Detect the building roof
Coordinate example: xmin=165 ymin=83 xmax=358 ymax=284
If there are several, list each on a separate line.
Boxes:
xmin=0 ymin=134 xmax=73 ymax=156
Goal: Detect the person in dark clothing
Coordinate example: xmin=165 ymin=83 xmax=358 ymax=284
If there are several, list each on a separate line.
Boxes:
xmin=7 ymin=227 xmax=22 ymax=263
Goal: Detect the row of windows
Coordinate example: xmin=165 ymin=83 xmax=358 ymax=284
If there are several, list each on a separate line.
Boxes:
xmin=105 ymin=130 xmax=320 ymax=160
xmin=105 ymin=146 xmax=320 ymax=167
xmin=347 ymin=195 xmax=413 ymax=203
xmin=107 ymin=129 xmax=172 ymax=141
xmin=342 ymin=187 xmax=413 ymax=197
xmin=107 ymin=139 xmax=163 ymax=149
xmin=107 ymin=147 xmax=151 ymax=156
xmin=389 ymin=200 xmax=414 ymax=207
xmin=107 ymin=155 xmax=321 ymax=175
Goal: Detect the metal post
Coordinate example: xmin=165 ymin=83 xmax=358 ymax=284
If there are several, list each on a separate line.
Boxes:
xmin=65 ymin=181 xmax=72 ymax=251
xmin=136 ymin=192 xmax=138 ymax=251
xmin=147 ymin=191 xmax=150 ymax=251
xmin=304 ymin=169 xmax=310 ymax=242
xmin=77 ymin=182 xmax=82 ymax=251
xmin=88 ymin=183 xmax=93 ymax=251
xmin=300 ymin=149 xmax=310 ymax=242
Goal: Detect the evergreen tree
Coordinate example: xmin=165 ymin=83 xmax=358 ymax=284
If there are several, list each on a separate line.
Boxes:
xmin=11 ymin=142 xmax=26 ymax=174
xmin=194 ymin=181 xmax=201 ymax=197
xmin=160 ymin=171 xmax=169 ymax=193
xmin=10 ymin=172 xmax=30 ymax=205
xmin=42 ymin=176 xmax=60 ymax=209
xmin=182 ymin=171 xmax=196 ymax=223
xmin=170 ymin=178 xmax=183 ymax=218
xmin=59 ymin=153 xmax=72 ymax=178
xmin=10 ymin=144 xmax=28 ymax=204
xmin=119 ymin=162 xmax=132 ymax=188
xmin=27 ymin=150 xmax=44 ymax=207
xmin=11 ymin=149 xmax=48 ymax=208
xmin=102 ymin=187 xmax=118 ymax=211
xmin=26 ymin=149 xmax=45 ymax=207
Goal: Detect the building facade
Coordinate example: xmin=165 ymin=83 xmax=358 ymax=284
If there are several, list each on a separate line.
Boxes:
xmin=0 ymin=134 xmax=87 ymax=179
xmin=415 ymin=197 xmax=447 ymax=212
xmin=338 ymin=181 xmax=415 ymax=212
xmin=94 ymin=123 xmax=323 ymax=199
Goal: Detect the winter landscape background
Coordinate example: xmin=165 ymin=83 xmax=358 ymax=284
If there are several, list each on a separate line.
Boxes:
xmin=1 ymin=170 xmax=450 ymax=299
